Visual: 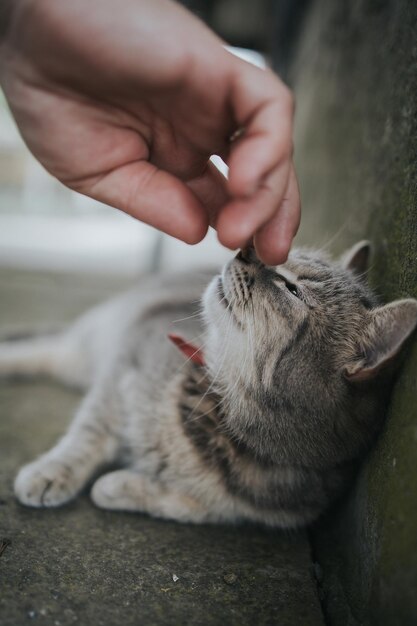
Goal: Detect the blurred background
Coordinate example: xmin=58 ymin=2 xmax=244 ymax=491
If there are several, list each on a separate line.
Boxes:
xmin=0 ymin=0 xmax=310 ymax=277
xmin=2 ymin=1 xmax=417 ymax=623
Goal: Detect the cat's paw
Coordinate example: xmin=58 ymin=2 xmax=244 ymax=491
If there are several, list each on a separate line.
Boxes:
xmin=90 ymin=471 xmax=134 ymax=510
xmin=14 ymin=458 xmax=78 ymax=507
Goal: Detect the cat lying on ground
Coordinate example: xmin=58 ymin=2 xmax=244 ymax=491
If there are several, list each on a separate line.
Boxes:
xmin=1 ymin=242 xmax=416 ymax=528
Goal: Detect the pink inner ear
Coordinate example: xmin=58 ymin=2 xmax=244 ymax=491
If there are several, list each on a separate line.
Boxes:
xmin=168 ymin=333 xmax=205 ymax=366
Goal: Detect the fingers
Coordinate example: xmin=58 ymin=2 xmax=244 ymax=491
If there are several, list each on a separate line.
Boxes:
xmin=186 ymin=160 xmax=229 ymax=226
xmin=227 ymin=62 xmax=294 ymax=200
xmin=215 ymin=161 xmax=291 ymax=250
xmin=87 ymin=160 xmax=209 ymax=244
xmin=253 ymin=164 xmax=301 ymax=265
xmin=214 ymin=58 xmax=298 ymax=260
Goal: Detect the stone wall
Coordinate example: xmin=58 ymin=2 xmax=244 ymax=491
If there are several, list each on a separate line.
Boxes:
xmin=291 ymin=0 xmax=417 ymax=624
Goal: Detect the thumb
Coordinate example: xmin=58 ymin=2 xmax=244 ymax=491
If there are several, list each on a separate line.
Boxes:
xmin=186 ymin=160 xmax=230 ymax=228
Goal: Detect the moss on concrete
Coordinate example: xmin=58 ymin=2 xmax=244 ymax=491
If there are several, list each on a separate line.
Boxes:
xmin=292 ymin=0 xmax=417 ymax=623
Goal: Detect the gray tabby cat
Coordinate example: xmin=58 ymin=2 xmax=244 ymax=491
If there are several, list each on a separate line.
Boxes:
xmin=1 ymin=242 xmax=416 ymax=528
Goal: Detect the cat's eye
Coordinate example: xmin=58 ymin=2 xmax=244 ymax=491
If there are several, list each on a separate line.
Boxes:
xmin=273 ymin=270 xmax=302 ymax=300
xmin=273 ymin=275 xmax=301 ymax=299
xmin=285 ymin=282 xmax=299 ymax=297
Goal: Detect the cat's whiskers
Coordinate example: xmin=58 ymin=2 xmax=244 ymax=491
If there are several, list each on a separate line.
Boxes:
xmin=313 ymin=220 xmax=350 ymax=255
xmin=171 ymin=309 xmax=204 ymax=324
xmin=172 ymin=291 xmax=232 ymax=375
xmin=193 ymin=295 xmax=234 ymax=396
xmin=214 ymin=281 xmax=255 ymax=421
xmin=178 ymin=290 xmax=233 ymax=390
xmin=168 ymin=330 xmax=206 ymax=375
xmin=213 ymin=296 xmax=259 ymax=440
xmin=353 ymin=263 xmax=375 ymax=283
xmin=235 ymin=292 xmax=256 ymax=410
xmin=185 ymin=392 xmax=228 ymax=428
xmin=184 ymin=295 xmax=235 ymax=424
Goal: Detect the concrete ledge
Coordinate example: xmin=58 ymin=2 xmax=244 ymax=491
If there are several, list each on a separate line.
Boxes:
xmin=0 ymin=269 xmax=324 ymax=626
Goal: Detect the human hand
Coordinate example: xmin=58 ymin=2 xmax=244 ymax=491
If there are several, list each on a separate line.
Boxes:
xmin=0 ymin=0 xmax=300 ymax=264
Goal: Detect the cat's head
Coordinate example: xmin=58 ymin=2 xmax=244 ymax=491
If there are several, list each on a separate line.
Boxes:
xmin=201 ymin=242 xmax=417 ymax=459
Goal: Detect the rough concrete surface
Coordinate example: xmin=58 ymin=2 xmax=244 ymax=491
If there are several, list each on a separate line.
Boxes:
xmin=0 ymin=269 xmax=324 ymax=626
xmin=292 ymin=0 xmax=417 ymax=624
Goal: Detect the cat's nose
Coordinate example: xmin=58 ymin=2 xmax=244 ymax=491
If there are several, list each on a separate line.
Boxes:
xmin=236 ymin=247 xmax=260 ymax=265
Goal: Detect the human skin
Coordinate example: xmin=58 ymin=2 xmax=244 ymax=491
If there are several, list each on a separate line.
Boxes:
xmin=0 ymin=0 xmax=300 ymax=264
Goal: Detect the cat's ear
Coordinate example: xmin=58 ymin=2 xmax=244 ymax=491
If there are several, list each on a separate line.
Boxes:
xmin=345 ymin=299 xmax=417 ymax=383
xmin=168 ymin=333 xmax=205 ymax=366
xmin=342 ymin=241 xmax=371 ymax=275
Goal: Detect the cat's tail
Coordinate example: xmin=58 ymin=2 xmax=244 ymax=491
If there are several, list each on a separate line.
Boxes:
xmin=0 ymin=327 xmax=88 ymax=389
xmin=0 ymin=324 xmax=64 ymax=343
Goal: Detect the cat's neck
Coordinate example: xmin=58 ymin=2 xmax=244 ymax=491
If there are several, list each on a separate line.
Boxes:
xmin=178 ymin=362 xmax=276 ymax=466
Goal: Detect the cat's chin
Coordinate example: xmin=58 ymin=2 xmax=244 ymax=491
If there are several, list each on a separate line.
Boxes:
xmin=201 ymin=275 xmax=235 ymax=363
xmin=201 ymin=275 xmax=226 ymax=321
xmin=217 ymin=277 xmax=230 ymax=310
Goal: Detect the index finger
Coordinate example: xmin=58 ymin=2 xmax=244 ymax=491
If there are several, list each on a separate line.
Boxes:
xmin=254 ymin=162 xmax=301 ymax=265
xmin=226 ymin=60 xmax=294 ymax=200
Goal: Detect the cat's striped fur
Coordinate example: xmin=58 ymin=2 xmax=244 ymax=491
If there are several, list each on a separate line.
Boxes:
xmin=2 ymin=243 xmax=417 ymax=527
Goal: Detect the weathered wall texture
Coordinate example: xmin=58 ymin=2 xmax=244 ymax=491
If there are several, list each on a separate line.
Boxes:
xmin=291 ymin=0 xmax=417 ymax=624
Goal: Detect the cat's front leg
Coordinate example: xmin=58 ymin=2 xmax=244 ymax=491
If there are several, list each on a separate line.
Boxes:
xmin=15 ymin=383 xmax=121 ymax=507
xmin=91 ymin=470 xmax=210 ymax=523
